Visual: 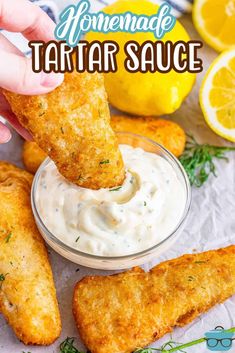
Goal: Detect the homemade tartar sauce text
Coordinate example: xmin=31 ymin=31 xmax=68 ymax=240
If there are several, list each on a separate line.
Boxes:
xmin=36 ymin=145 xmax=186 ymax=256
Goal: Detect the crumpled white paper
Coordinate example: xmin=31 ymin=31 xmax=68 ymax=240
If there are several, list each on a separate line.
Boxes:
xmin=0 ymin=11 xmax=235 ymax=353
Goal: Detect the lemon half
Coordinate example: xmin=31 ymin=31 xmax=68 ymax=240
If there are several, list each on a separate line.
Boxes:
xmin=200 ymin=49 xmax=235 ymax=142
xmin=193 ymin=0 xmax=235 ymax=52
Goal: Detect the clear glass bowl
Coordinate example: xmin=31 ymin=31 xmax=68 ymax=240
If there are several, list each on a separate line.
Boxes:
xmin=31 ymin=132 xmax=191 ymax=270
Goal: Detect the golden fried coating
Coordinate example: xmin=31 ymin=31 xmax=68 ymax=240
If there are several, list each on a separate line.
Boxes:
xmin=111 ymin=115 xmax=186 ymax=157
xmin=3 ymin=72 xmax=124 ymax=189
xmin=0 ymin=162 xmax=61 ymax=345
xmin=23 ymin=141 xmax=47 ymax=174
xmin=73 ymin=246 xmax=235 ymax=353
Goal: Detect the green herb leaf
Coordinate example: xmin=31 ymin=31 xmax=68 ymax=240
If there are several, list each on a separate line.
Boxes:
xmin=144 ymin=201 xmax=147 ymax=206
xmin=179 ymin=134 xmax=235 ymax=187
xmin=0 ymin=273 xmax=8 ymax=281
xmin=0 ymin=273 xmax=8 ymax=289
xmin=109 ymin=186 xmax=122 ymax=192
xmin=99 ymin=159 xmax=110 ymax=165
xmin=134 ymin=329 xmax=235 ymax=353
xmin=59 ymin=337 xmax=84 ymax=353
xmin=38 ymin=102 xmax=46 ymax=117
xmin=75 ymin=236 xmax=80 ymax=243
xmin=134 ymin=340 xmax=185 ymax=353
xmin=5 ymin=232 xmax=12 ymax=243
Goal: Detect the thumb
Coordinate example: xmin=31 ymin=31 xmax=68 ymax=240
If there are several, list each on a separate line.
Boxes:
xmin=0 ymin=50 xmax=64 ymax=95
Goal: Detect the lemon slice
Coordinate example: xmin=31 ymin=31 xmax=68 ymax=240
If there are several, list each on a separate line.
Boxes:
xmin=200 ymin=49 xmax=235 ymax=142
xmin=193 ymin=0 xmax=235 ymax=52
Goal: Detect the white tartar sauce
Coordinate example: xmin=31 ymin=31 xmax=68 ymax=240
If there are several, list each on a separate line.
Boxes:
xmin=35 ymin=145 xmax=186 ymax=256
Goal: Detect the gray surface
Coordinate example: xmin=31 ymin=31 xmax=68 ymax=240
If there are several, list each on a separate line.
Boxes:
xmin=0 ymin=13 xmax=235 ymax=353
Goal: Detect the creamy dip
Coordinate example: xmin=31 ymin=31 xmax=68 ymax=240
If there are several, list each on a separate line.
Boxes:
xmin=35 ymin=145 xmax=187 ymax=256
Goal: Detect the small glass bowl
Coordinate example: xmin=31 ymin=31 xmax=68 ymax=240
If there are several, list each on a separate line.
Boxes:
xmin=31 ymin=132 xmax=191 ymax=270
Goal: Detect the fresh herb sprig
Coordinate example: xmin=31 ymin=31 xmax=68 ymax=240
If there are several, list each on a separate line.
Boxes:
xmin=179 ymin=135 xmax=235 ymax=187
xmin=59 ymin=337 xmax=84 ymax=353
xmin=135 ymin=328 xmax=235 ymax=353
xmin=134 ymin=340 xmax=186 ymax=353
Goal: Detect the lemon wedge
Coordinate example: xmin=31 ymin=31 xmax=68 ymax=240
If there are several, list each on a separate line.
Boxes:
xmin=193 ymin=0 xmax=235 ymax=52
xmin=200 ymin=49 xmax=235 ymax=142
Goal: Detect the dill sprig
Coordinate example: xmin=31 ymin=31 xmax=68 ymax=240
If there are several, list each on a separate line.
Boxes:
xmin=59 ymin=337 xmax=84 ymax=353
xmin=134 ymin=340 xmax=186 ymax=353
xmin=179 ymin=135 xmax=235 ymax=187
xmin=135 ymin=328 xmax=235 ymax=353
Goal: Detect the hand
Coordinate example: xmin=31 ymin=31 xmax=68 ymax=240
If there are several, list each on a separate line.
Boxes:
xmin=0 ymin=0 xmax=64 ymax=143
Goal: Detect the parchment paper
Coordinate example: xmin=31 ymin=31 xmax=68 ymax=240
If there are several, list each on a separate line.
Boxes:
xmin=0 ymin=10 xmax=235 ymax=353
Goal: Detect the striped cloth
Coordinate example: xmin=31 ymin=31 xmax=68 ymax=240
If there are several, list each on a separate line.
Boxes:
xmin=90 ymin=0 xmax=193 ymax=17
xmin=154 ymin=0 xmax=193 ymax=16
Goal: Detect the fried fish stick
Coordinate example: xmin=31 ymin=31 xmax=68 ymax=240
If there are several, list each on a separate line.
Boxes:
xmin=73 ymin=246 xmax=235 ymax=353
xmin=111 ymin=115 xmax=186 ymax=157
xmin=23 ymin=141 xmax=47 ymax=174
xmin=3 ymin=72 xmax=124 ymax=189
xmin=0 ymin=162 xmax=61 ymax=345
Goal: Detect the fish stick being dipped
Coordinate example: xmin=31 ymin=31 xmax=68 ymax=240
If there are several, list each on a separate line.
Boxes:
xmin=3 ymin=72 xmax=125 ymax=189
xmin=73 ymin=246 xmax=235 ymax=353
xmin=21 ymin=114 xmax=185 ymax=175
xmin=0 ymin=162 xmax=61 ymax=345
xmin=22 ymin=141 xmax=47 ymax=174
xmin=111 ymin=115 xmax=186 ymax=157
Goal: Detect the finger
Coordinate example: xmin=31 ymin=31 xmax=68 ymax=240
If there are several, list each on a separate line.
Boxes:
xmin=0 ymin=121 xmax=11 ymax=143
xmin=0 ymin=0 xmax=56 ymax=42
xmin=0 ymin=33 xmax=24 ymax=56
xmin=0 ymin=94 xmax=32 ymax=140
xmin=0 ymin=50 xmax=64 ymax=95
xmin=3 ymin=112 xmax=33 ymax=141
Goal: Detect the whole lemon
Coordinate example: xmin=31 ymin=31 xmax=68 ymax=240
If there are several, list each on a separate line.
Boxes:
xmin=87 ymin=0 xmax=195 ymax=116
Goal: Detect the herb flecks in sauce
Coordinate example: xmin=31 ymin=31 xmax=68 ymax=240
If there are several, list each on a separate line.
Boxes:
xmin=36 ymin=145 xmax=186 ymax=257
xmin=109 ymin=186 xmax=122 ymax=192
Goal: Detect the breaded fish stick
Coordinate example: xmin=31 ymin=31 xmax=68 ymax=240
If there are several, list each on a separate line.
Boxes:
xmin=22 ymin=141 xmax=47 ymax=174
xmin=111 ymin=115 xmax=186 ymax=157
xmin=73 ymin=246 xmax=235 ymax=353
xmin=0 ymin=162 xmax=61 ymax=345
xmin=3 ymin=72 xmax=124 ymax=189
xmin=22 ymin=115 xmax=186 ymax=175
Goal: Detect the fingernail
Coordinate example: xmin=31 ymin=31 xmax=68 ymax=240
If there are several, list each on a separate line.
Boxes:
xmin=40 ymin=72 xmax=64 ymax=88
xmin=0 ymin=129 xmax=11 ymax=144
